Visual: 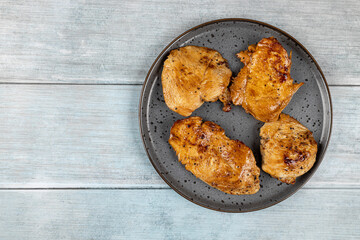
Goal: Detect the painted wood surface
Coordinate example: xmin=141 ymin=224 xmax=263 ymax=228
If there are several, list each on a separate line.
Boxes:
xmin=0 ymin=85 xmax=358 ymax=188
xmin=0 ymin=0 xmax=359 ymax=85
xmin=0 ymin=189 xmax=359 ymax=239
xmin=0 ymin=1 xmax=359 ymax=239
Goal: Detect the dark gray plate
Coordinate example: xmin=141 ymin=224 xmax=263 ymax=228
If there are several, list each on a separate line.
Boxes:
xmin=139 ymin=19 xmax=332 ymax=212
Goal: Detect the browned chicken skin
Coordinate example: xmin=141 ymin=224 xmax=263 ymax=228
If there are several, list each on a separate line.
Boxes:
xmin=169 ymin=117 xmax=260 ymax=195
xmin=162 ymin=46 xmax=232 ymax=116
xmin=230 ymin=37 xmax=303 ymax=122
xmin=260 ymin=114 xmax=318 ymax=184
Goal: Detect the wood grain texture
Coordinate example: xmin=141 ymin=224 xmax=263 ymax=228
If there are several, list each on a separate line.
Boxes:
xmin=0 ymin=85 xmax=358 ymax=188
xmin=0 ymin=1 xmax=359 ymax=238
xmin=0 ymin=189 xmax=359 ymax=239
xmin=0 ymin=0 xmax=359 ymax=85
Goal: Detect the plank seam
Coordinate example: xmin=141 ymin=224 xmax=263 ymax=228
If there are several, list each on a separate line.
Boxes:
xmin=0 ymin=83 xmax=359 ymax=87
xmin=0 ymin=82 xmax=141 ymax=86
xmin=0 ymin=187 xmax=359 ymax=190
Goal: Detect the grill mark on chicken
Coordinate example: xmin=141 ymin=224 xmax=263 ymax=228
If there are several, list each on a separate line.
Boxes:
xmin=199 ymin=50 xmax=218 ymax=101
xmin=284 ymin=151 xmax=309 ymax=166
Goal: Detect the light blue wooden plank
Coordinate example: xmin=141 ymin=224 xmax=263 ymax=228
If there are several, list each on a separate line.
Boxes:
xmin=0 ymin=84 xmax=159 ymax=188
xmin=0 ymin=85 xmax=358 ymax=188
xmin=0 ymin=0 xmax=359 ymax=84
xmin=0 ymin=189 xmax=359 ymax=239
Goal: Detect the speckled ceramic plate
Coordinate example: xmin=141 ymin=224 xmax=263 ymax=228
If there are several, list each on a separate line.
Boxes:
xmin=139 ymin=19 xmax=332 ymax=212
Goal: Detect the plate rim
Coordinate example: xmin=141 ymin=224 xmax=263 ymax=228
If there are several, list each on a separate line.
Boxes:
xmin=138 ymin=18 xmax=333 ymax=213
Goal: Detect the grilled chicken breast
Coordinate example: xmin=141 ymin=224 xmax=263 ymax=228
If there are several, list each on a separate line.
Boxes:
xmin=169 ymin=117 xmax=260 ymax=195
xmin=162 ymin=46 xmax=232 ymax=116
xmin=260 ymin=114 xmax=317 ymax=184
xmin=230 ymin=37 xmax=303 ymax=122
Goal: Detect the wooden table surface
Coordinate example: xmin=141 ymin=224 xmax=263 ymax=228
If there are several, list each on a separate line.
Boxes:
xmin=0 ymin=1 xmax=359 ymax=239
